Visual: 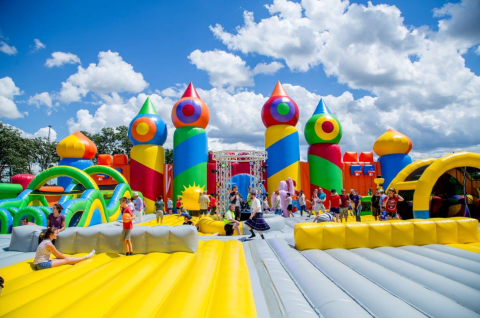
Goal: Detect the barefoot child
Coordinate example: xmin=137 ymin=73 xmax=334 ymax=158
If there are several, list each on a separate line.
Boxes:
xmin=120 ymin=197 xmax=135 ymax=256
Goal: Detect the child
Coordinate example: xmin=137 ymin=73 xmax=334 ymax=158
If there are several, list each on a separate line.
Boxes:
xmin=210 ymin=193 xmax=217 ymax=216
xmin=183 ymin=214 xmax=194 ymax=226
xmin=329 ymin=189 xmax=341 ymax=223
xmin=120 ymin=197 xmax=135 ymax=256
xmin=262 ymin=196 xmax=270 ymax=213
xmin=176 ymin=197 xmax=182 ymax=214
xmin=155 ymin=196 xmax=165 ymax=224
xmin=167 ymin=198 xmax=173 ymax=215
xmin=127 ymin=198 xmax=135 ymax=212
xmin=285 ymin=192 xmax=293 ymax=217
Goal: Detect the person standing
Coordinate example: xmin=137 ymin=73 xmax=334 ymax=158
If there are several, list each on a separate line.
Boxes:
xmin=132 ymin=192 xmax=144 ymax=224
xmin=120 ymin=197 xmax=135 ymax=255
xmin=198 ymin=191 xmax=210 ymax=217
xmin=210 ymin=193 xmax=217 ymax=216
xmin=224 ymin=204 xmax=240 ymax=236
xmin=371 ymin=190 xmax=381 ymax=221
xmin=298 ymin=190 xmax=307 ymax=217
xmin=329 ymin=189 xmax=341 ymax=223
xmin=350 ymin=189 xmax=362 ymax=222
xmin=339 ymin=189 xmax=349 ymax=223
xmin=229 ymin=185 xmax=242 ymax=220
xmin=47 ymin=203 xmax=66 ymax=232
xmin=244 ymin=192 xmax=270 ymax=239
xmin=167 ymin=198 xmax=173 ymax=215
xmin=176 ymin=197 xmax=182 ymax=214
xmin=262 ymin=196 xmax=270 ymax=213
xmin=368 ymin=188 xmax=373 ymax=196
xmin=273 ymin=190 xmax=282 ymax=215
xmin=318 ymin=188 xmax=326 ymax=212
xmin=155 ymin=196 xmax=165 ymax=224
xmin=383 ymin=188 xmax=404 ymax=220
xmin=127 ymin=198 xmax=135 ymax=213
xmin=285 ymin=193 xmax=294 ymax=217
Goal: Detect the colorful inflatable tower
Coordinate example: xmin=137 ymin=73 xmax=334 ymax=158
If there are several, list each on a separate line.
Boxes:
xmin=56 ymin=131 xmax=97 ymax=190
xmin=304 ymin=99 xmax=342 ymax=207
xmin=373 ymin=129 xmax=413 ymax=189
xmin=262 ymin=81 xmax=300 ymax=194
xmin=128 ymin=97 xmax=168 ymax=213
xmin=171 ymin=83 xmax=210 ymax=210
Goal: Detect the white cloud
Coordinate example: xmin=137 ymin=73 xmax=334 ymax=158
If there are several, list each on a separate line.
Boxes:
xmin=434 ymin=0 xmax=480 ymax=49
xmin=188 ymin=49 xmax=283 ymax=90
xmin=5 ymin=124 xmax=57 ymax=142
xmin=28 ymin=92 xmax=53 ymax=108
xmin=58 ymin=50 xmax=148 ymax=103
xmin=209 ymin=0 xmax=480 ymax=112
xmin=65 ymin=81 xmax=480 ymax=158
xmin=33 ymin=39 xmax=46 ymax=52
xmin=0 ymin=41 xmax=17 ymax=55
xmin=0 ymin=77 xmax=23 ymax=119
xmin=476 ymin=45 xmax=480 ymax=55
xmin=45 ymin=52 xmax=81 ymax=67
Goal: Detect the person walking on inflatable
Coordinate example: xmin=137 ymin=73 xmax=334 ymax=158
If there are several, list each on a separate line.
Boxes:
xmin=132 ymin=192 xmax=144 ymax=224
xmin=120 ymin=197 xmax=135 ymax=255
xmin=244 ymin=192 xmax=270 ymax=239
xmin=383 ymin=188 xmax=404 ymax=220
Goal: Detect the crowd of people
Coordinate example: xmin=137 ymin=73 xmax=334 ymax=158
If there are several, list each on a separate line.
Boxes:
xmin=21 ymin=183 xmax=403 ymax=273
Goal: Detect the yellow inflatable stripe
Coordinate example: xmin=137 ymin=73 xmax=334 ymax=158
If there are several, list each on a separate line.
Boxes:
xmin=154 ymin=240 xmax=224 ymax=317
xmin=56 ymin=134 xmax=85 ymax=159
xmin=206 ymin=241 xmax=257 ymax=318
xmin=0 ymin=257 xmax=35 ymax=281
xmin=57 ymin=254 xmax=169 ymax=318
xmin=131 ymin=144 xmax=165 ymax=174
xmin=6 ymin=254 xmax=136 ymax=318
xmin=447 ymin=244 xmax=480 ymax=254
xmin=265 ymin=125 xmax=298 ymax=149
xmin=0 ymin=254 xmax=111 ymax=317
xmin=103 ymin=253 xmax=195 ymax=318
xmin=267 ymin=161 xmax=299 ymax=194
xmin=2 ymin=263 xmax=69 ymax=295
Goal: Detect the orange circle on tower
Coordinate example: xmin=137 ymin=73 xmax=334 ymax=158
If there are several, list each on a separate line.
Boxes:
xmin=131 ymin=117 xmax=157 ymax=142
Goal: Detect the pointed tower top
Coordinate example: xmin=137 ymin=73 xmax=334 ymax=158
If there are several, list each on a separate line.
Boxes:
xmin=312 ymin=99 xmax=332 ymax=115
xmin=181 ymin=82 xmax=201 ymax=99
xmin=138 ymin=97 xmax=158 ymax=115
xmin=270 ymin=81 xmax=288 ymax=97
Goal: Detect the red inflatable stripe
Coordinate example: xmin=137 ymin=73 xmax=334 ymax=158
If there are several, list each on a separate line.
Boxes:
xmin=130 ymin=159 xmax=163 ymax=202
xmin=307 ymin=144 xmax=342 ymax=169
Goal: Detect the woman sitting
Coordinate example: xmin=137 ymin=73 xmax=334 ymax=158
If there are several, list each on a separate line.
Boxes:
xmin=33 ymin=227 xmax=95 ymax=270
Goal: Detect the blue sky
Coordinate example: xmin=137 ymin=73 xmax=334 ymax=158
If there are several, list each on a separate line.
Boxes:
xmin=1 ymin=0 xmax=479 ymax=159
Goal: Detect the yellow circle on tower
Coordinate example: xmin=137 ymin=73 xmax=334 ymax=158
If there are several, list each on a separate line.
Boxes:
xmin=136 ymin=122 xmax=150 ymax=135
xmin=314 ymin=116 xmax=340 ymax=141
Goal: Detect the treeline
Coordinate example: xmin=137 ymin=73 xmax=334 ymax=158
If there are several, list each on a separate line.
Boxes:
xmin=0 ymin=123 xmax=173 ymax=182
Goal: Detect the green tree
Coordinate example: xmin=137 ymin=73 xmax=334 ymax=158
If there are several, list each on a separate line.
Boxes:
xmin=0 ymin=123 xmax=31 ymax=181
xmin=29 ymin=138 xmax=60 ymax=171
xmin=165 ymin=148 xmax=173 ymax=164
xmin=114 ymin=126 xmax=133 ymax=155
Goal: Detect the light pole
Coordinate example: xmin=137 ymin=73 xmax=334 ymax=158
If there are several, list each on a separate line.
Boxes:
xmin=47 ymin=125 xmax=52 ymax=142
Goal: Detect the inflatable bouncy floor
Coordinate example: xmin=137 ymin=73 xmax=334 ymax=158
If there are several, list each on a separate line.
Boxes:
xmin=1 ymin=216 xmax=480 ymax=318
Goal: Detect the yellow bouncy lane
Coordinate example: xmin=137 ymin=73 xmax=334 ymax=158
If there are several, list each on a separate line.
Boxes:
xmin=0 ymin=240 xmax=257 ymax=318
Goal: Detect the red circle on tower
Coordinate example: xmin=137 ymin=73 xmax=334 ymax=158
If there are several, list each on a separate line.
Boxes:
xmin=322 ymin=121 xmax=334 ymax=133
xmin=182 ymin=104 xmax=195 ymax=117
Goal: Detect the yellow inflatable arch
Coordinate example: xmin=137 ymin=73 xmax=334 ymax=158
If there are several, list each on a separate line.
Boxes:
xmin=389 ymin=152 xmax=480 ymax=218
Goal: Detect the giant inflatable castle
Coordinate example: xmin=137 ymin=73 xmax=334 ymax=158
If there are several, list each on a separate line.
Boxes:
xmin=1 ymin=81 xmax=479 ymax=234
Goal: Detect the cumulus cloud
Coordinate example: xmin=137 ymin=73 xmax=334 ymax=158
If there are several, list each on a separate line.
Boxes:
xmin=66 ymin=81 xmax=480 ymax=159
xmin=45 ymin=52 xmax=81 ymax=67
xmin=28 ymin=92 xmax=53 ymax=108
xmin=10 ymin=124 xmax=58 ymax=141
xmin=188 ymin=50 xmax=283 ymax=91
xmin=0 ymin=77 xmax=23 ymax=119
xmin=0 ymin=41 xmax=17 ymax=55
xmin=58 ymin=51 xmax=148 ymax=103
xmin=32 ymin=39 xmax=46 ymax=52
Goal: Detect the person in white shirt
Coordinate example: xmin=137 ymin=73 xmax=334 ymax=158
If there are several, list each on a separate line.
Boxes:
xmin=298 ymin=190 xmax=307 ymax=217
xmin=273 ymin=190 xmax=282 ymax=215
xmin=244 ymin=192 xmax=270 ymax=239
xmin=198 ymin=191 xmax=210 ymax=217
xmin=224 ymin=204 xmax=240 ymax=236
xmin=285 ymin=192 xmax=293 ymax=217
xmin=262 ymin=196 xmax=270 ymax=213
